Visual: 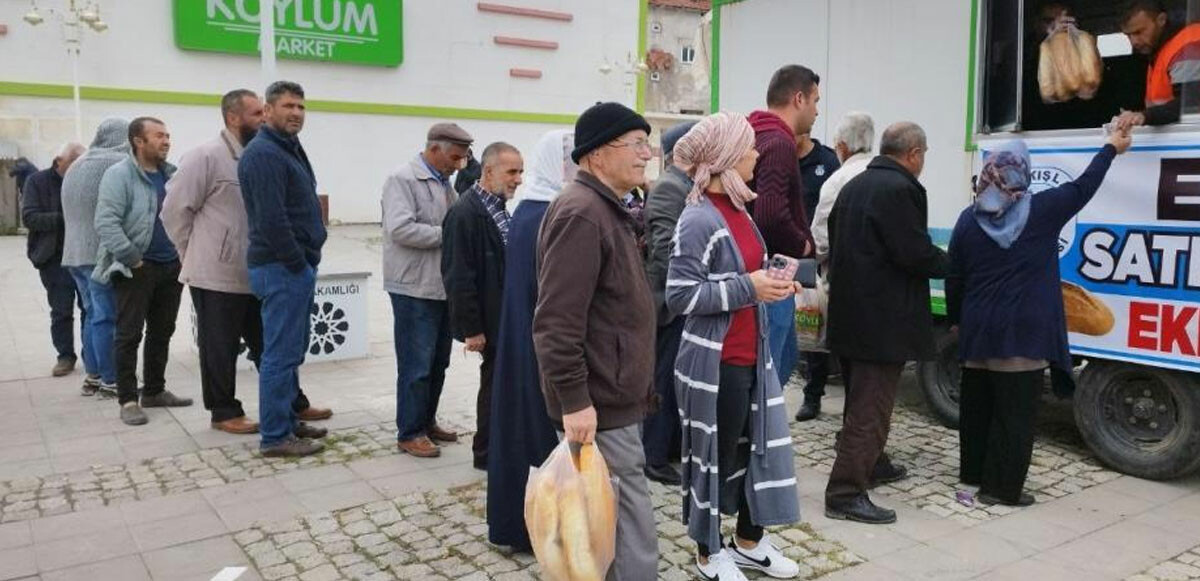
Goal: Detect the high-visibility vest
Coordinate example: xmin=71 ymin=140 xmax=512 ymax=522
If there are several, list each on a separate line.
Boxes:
xmin=1145 ymin=23 xmax=1200 ymax=107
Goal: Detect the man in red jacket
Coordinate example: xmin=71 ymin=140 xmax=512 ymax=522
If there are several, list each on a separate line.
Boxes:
xmin=748 ymin=64 xmax=819 ymax=387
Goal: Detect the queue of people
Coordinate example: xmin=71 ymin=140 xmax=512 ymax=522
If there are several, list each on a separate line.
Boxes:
xmin=16 ymin=59 xmax=1134 ymax=579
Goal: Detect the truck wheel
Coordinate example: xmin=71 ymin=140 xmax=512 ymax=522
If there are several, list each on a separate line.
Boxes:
xmin=916 ymin=327 xmax=960 ymax=429
xmin=1074 ymin=361 xmax=1200 ymax=480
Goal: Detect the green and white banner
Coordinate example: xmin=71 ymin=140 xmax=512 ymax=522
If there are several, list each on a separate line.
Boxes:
xmin=174 ymin=0 xmax=403 ymax=67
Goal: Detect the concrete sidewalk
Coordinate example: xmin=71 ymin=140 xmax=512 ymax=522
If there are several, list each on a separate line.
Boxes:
xmin=0 ymin=226 xmax=1197 ymax=581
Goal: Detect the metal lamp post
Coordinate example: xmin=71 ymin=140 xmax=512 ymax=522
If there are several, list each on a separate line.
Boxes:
xmin=23 ymin=1 xmax=108 ymax=142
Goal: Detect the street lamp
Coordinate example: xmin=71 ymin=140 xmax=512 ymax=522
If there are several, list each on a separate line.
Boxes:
xmin=22 ymin=1 xmax=108 ymax=141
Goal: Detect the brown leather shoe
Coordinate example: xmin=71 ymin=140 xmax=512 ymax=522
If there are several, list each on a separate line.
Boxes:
xmin=296 ymin=406 xmax=333 ymax=421
xmin=52 ymin=357 xmax=76 ymax=377
xmin=262 ymin=438 xmax=324 ymax=458
xmin=397 ymin=436 xmax=441 ymax=458
xmin=211 ymin=416 xmax=259 ymax=434
xmin=427 ymin=424 xmax=458 ymax=443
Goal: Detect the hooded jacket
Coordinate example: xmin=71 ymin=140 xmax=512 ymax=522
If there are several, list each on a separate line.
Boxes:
xmin=61 ymin=118 xmax=130 ymax=268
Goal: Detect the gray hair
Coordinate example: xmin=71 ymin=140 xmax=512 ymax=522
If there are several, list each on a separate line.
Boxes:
xmin=57 ymin=142 xmax=86 ymax=161
xmin=879 ymin=122 xmax=926 ymax=157
xmin=834 ymin=112 xmax=875 ymax=155
xmin=480 ymin=142 xmax=520 ymax=167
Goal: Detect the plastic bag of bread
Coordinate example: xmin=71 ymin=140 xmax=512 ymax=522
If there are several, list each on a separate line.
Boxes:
xmin=524 ymin=440 xmax=619 ymax=581
xmin=1038 ymin=12 xmax=1103 ymax=103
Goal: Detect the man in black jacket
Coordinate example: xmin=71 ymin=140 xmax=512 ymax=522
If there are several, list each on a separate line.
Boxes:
xmin=21 ymin=144 xmax=86 ymax=377
xmin=442 ymin=142 xmax=523 ymax=470
xmin=825 ymin=122 xmax=949 ymax=525
xmin=641 ymin=120 xmax=695 ymax=486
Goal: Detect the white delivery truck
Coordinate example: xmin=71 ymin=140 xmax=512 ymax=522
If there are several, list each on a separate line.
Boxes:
xmin=712 ymin=0 xmax=1200 ymax=479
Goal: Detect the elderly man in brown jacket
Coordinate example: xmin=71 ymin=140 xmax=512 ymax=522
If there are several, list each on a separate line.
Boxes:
xmin=533 ymin=102 xmax=658 ymax=579
xmin=163 ymin=89 xmax=331 ymax=435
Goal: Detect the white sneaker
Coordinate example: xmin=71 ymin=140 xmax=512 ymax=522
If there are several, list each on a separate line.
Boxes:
xmin=696 ymin=549 xmax=749 ymax=581
xmin=727 ymin=534 xmax=801 ymax=578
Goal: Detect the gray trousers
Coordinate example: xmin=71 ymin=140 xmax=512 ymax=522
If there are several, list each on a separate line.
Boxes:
xmin=561 ymin=424 xmax=659 ymax=580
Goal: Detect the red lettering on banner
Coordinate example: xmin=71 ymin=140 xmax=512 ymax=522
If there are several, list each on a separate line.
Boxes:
xmin=1160 ymin=305 xmax=1198 ymax=356
xmin=1128 ymin=302 xmax=1160 ymax=351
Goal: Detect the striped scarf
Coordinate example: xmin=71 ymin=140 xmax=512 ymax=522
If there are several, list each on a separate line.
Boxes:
xmin=471 ymin=182 xmax=511 ymax=245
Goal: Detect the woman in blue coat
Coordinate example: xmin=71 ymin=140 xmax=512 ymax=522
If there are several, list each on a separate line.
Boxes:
xmin=486 ymin=130 xmax=577 ymax=550
xmin=947 ymin=127 xmax=1131 ymax=507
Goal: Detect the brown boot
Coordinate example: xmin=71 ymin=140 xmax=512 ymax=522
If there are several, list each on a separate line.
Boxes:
xmin=427 ymin=424 xmax=458 ymax=443
xmin=211 ymin=416 xmax=259 ymax=434
xmin=296 ymin=406 xmax=333 ymax=421
xmin=397 ymin=436 xmax=441 ymax=458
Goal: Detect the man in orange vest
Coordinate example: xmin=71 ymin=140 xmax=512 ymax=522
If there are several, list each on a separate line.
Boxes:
xmin=1117 ymin=0 xmax=1200 ymax=126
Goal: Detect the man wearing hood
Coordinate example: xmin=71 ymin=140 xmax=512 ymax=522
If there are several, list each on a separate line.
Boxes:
xmin=748 ymin=65 xmax=819 ymax=389
xmin=22 ymin=142 xmax=86 ymax=378
xmin=95 ymin=117 xmax=193 ymax=426
xmin=641 ymin=120 xmax=696 ymax=487
xmin=62 ymin=118 xmax=129 ymax=397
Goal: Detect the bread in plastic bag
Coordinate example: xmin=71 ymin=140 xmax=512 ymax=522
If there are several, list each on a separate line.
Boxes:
xmin=1038 ymin=13 xmax=1103 ymax=103
xmin=524 ymin=440 xmax=619 ymax=581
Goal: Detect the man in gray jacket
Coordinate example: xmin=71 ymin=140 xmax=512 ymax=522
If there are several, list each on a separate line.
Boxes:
xmin=163 ymin=90 xmax=331 ymax=435
xmin=62 ymin=118 xmax=129 ymax=397
xmin=641 ymin=120 xmax=695 ymax=487
xmin=95 ymin=117 xmax=193 ymax=426
xmin=382 ymin=123 xmax=472 ymax=458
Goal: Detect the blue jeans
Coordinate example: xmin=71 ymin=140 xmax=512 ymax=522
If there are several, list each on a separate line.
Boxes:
xmin=249 ymin=262 xmax=315 ymax=448
xmin=767 ymin=296 xmax=798 ymax=386
xmin=69 ymin=266 xmax=116 ymax=383
xmin=390 ymin=293 xmax=452 ymax=442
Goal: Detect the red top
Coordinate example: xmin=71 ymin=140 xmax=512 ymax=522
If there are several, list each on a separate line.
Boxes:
xmin=708 ymin=193 xmax=762 ymax=366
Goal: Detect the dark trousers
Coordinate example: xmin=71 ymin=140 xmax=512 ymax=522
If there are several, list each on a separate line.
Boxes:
xmin=697 ymin=363 xmax=764 ymax=557
xmin=802 ymin=350 xmax=830 ymax=401
xmin=112 ymin=261 xmax=183 ymax=405
xmin=959 ymin=368 xmax=1041 ymax=503
xmin=390 ymin=293 xmax=452 ymax=442
xmin=826 ymin=360 xmax=903 ymax=504
xmin=643 ymin=318 xmax=683 ymax=466
xmin=191 ymin=287 xmax=314 ymax=423
xmin=474 ymin=343 xmax=495 ymax=465
xmin=39 ymin=264 xmax=80 ymax=361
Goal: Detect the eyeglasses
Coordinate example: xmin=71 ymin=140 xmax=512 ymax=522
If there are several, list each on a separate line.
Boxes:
xmin=608 ymin=138 xmax=652 ymax=153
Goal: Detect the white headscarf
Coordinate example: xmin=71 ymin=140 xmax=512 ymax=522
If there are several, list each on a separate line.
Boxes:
xmin=518 ymin=129 xmax=576 ymax=203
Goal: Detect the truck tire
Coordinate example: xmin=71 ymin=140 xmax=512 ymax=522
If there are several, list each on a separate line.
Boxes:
xmin=1074 ymin=361 xmax=1200 ymax=480
xmin=916 ymin=327 xmax=961 ymax=429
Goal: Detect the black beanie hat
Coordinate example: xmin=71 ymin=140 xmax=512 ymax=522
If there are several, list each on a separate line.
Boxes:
xmin=571 ymin=102 xmax=652 ymax=163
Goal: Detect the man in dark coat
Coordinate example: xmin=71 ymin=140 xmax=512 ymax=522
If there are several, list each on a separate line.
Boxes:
xmin=640 ymin=120 xmax=696 ymax=486
xmin=442 ymin=142 xmax=524 ymax=470
xmin=825 ymin=122 xmax=949 ymax=525
xmin=21 ymin=144 xmax=86 ymax=377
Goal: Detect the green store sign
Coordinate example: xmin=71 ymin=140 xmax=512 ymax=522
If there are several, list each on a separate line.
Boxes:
xmin=174 ymin=0 xmax=403 ymax=67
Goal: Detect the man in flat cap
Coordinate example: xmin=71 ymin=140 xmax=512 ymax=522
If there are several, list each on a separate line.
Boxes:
xmin=533 ymin=102 xmax=658 ymax=578
xmin=383 ymin=122 xmax=473 ymax=458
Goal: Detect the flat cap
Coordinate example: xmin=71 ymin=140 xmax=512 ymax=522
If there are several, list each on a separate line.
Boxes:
xmin=427 ymin=123 xmax=474 ymax=146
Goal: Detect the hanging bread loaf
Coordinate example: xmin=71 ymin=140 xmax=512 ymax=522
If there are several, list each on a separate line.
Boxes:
xmin=1039 ymin=40 xmax=1061 ymax=102
xmin=1038 ymin=23 xmax=1105 ymax=103
xmin=1050 ymin=30 xmax=1083 ymax=93
xmin=579 ymin=445 xmax=617 ymax=558
xmin=528 ymin=471 xmax=571 ymax=580
xmin=1075 ymin=30 xmax=1103 ymax=97
xmin=558 ymin=478 xmax=602 ymax=581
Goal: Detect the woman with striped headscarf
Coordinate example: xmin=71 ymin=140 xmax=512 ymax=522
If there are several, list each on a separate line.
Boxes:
xmin=666 ymin=112 xmax=802 ymax=580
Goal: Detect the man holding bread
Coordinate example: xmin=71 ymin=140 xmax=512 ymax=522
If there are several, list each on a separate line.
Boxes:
xmin=533 ymin=101 xmax=659 ymax=579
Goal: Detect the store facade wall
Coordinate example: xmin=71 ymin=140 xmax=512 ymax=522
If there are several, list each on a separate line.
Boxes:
xmin=0 ymin=0 xmax=642 ymax=222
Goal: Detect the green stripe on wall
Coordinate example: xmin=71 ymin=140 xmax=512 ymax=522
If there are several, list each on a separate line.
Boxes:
xmin=637 ymin=0 xmax=649 ymax=113
xmin=0 ymin=81 xmax=578 ymax=125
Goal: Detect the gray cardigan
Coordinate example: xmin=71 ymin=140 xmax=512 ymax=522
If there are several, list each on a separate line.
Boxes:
xmin=93 ymin=155 xmax=177 ymax=283
xmin=61 ymin=118 xmax=130 ymax=268
xmin=666 ymin=195 xmax=800 ymax=550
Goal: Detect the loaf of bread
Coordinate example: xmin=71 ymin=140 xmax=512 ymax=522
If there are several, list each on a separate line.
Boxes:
xmin=579 ymin=445 xmax=617 ymax=558
xmin=1062 ymin=281 xmax=1114 ymax=336
xmin=527 ymin=471 xmax=571 ymax=580
xmin=1038 ymin=24 xmax=1104 ymax=102
xmin=558 ymin=478 xmax=602 ymax=581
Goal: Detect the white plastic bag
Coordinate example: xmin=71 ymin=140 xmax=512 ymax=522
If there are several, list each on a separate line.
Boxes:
xmin=795 ymin=273 xmax=828 ymax=352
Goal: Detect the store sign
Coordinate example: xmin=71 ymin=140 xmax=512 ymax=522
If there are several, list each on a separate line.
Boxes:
xmin=174 ymin=0 xmax=403 ymax=67
xmin=1025 ymin=147 xmax=1200 ymax=372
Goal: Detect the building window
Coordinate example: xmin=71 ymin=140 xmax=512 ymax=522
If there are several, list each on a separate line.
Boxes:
xmin=680 ymin=45 xmax=696 ymax=64
xmin=650 ymin=72 xmax=662 ymax=82
xmin=651 ymin=21 xmax=663 ymax=33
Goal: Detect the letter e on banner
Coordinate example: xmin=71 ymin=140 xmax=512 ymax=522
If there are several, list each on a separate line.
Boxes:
xmin=1129 ymin=301 xmax=1159 ymax=351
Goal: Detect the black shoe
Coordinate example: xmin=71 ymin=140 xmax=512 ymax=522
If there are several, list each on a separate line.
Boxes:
xmin=977 ymin=492 xmax=1035 ymax=507
xmin=141 ymin=390 xmax=193 ymax=408
xmin=294 ymin=422 xmax=327 ymax=439
xmin=262 ymin=437 xmax=324 ymax=458
xmin=795 ymin=400 xmax=821 ymax=422
xmin=644 ymin=463 xmax=682 ymax=486
xmin=825 ymin=495 xmax=897 ymax=524
xmin=870 ymin=463 xmax=909 ymax=487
